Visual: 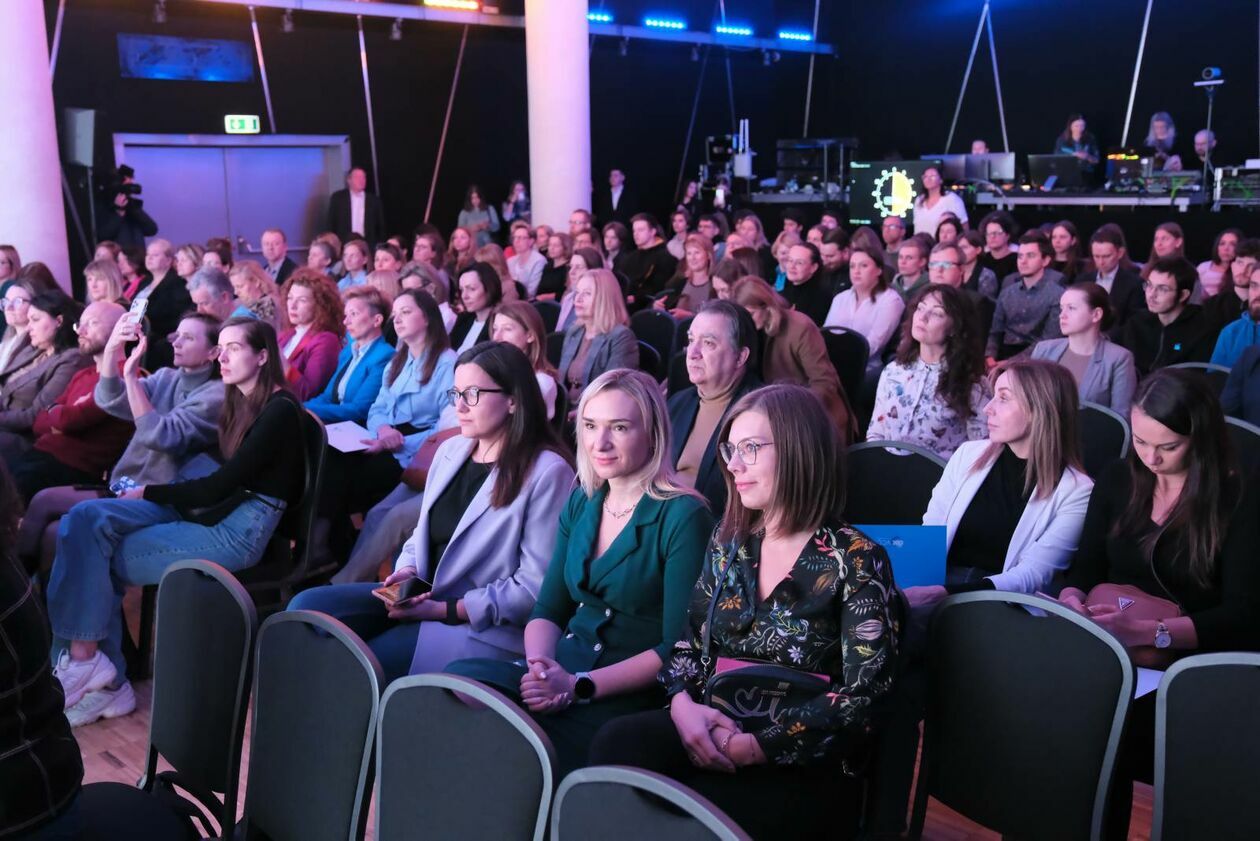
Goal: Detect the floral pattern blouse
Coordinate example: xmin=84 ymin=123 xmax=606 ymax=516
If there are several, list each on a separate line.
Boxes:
xmin=661 ymin=522 xmax=902 ymax=770
xmin=866 ymin=359 xmax=991 ymax=459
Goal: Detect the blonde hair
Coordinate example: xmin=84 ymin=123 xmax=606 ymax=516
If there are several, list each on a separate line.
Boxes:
xmin=578 ymin=269 xmax=629 ymax=335
xmin=365 ymin=269 xmax=401 ymax=304
xmin=83 ymin=258 xmax=124 ymax=302
xmin=575 ymin=368 xmax=704 ymax=504
xmin=730 ymin=276 xmax=789 ymax=337
xmin=771 ymin=230 xmax=802 ymax=259
xmin=228 ymin=261 xmax=278 ymax=304
xmin=176 ymin=243 xmax=205 ymax=270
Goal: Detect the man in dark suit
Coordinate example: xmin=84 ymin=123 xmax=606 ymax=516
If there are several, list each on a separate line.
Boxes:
xmin=260 ymin=228 xmax=298 ymax=287
xmin=327 ymin=167 xmax=386 ymax=245
xmin=1076 ymin=224 xmax=1145 ymax=340
xmin=594 ymin=168 xmax=638 ymax=227
xmin=667 ymin=300 xmax=763 ymax=512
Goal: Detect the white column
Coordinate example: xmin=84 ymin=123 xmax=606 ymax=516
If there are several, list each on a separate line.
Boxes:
xmin=525 ymin=0 xmax=591 ymax=231
xmin=1 ymin=0 xmax=70 ymax=290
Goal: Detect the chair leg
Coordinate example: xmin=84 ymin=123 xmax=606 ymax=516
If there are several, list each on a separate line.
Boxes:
xmin=132 ymin=586 xmax=157 ymax=681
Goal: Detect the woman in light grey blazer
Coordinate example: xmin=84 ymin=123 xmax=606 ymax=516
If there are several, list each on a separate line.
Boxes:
xmin=1031 ymin=282 xmax=1137 ymax=416
xmin=558 ymin=268 xmax=639 ymax=406
xmin=289 ymin=342 xmax=575 ymax=684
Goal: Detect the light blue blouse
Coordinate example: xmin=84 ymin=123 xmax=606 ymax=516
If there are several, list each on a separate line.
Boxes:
xmin=365 ymin=347 xmax=456 ymax=466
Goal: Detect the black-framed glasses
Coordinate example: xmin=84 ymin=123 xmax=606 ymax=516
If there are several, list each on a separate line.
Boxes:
xmin=718 ymin=439 xmax=774 ymax=465
xmin=447 ymin=386 xmax=505 ymax=407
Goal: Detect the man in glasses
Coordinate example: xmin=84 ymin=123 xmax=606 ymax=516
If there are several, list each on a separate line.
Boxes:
xmin=1123 ymin=256 xmax=1218 ymax=376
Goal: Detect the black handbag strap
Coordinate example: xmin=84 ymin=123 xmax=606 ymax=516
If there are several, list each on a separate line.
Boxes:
xmin=701 ymin=539 xmax=741 ymax=664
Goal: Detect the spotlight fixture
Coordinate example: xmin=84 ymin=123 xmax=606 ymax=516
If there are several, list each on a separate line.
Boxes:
xmin=778 ymin=30 xmax=813 ymax=42
xmin=152 ymin=0 xmax=167 ymax=24
xmin=715 ymin=24 xmax=753 ymax=37
xmin=618 ymin=37 xmax=629 ymax=57
xmin=644 ymin=17 xmax=687 ymax=31
xmin=281 ymin=9 xmax=294 ymax=33
xmin=390 ymin=18 xmax=403 ymax=40
xmin=587 ymin=11 xmax=614 ymax=24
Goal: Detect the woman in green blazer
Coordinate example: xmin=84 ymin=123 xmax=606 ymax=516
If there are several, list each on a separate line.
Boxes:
xmin=448 ymin=368 xmax=713 ymax=775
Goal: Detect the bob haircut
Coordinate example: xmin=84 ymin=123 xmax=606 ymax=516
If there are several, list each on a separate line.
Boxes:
xmin=574 ymin=368 xmax=702 ymax=504
xmin=279 ymin=268 xmax=344 ymax=336
xmin=343 ymin=284 xmax=391 ymax=321
xmin=715 ymin=383 xmax=844 ymax=543
xmin=577 ymin=269 xmax=630 ymax=335
xmin=84 ymin=258 xmax=125 ymax=302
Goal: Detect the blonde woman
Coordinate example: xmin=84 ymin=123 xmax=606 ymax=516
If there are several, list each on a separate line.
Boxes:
xmin=228 ymin=261 xmax=282 ymax=329
xmin=558 ymin=269 xmax=639 ymax=404
xmin=365 ymin=269 xmax=402 ymax=305
xmin=173 ymin=243 xmax=205 ymax=284
xmin=449 ymin=368 xmax=714 ymax=776
xmin=83 ymin=258 xmax=128 ymax=306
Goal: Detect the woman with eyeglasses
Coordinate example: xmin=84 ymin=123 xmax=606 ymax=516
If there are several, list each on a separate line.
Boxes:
xmin=0 ymin=280 xmax=39 ymax=379
xmin=291 ymin=342 xmax=575 ymax=683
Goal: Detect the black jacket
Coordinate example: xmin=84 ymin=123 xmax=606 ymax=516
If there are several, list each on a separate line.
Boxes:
xmin=781 ymin=272 xmax=835 ymax=328
xmin=141 ymin=271 xmax=195 ymax=371
xmin=1074 ymin=268 xmax=1145 ymax=340
xmin=594 ymin=185 xmax=639 ymax=227
xmin=1122 ymin=304 xmax=1217 ymax=376
xmin=328 ymin=188 xmax=386 ymax=245
xmin=623 ymin=242 xmax=678 ymax=307
xmin=667 ymin=370 xmax=763 ymax=512
xmin=96 ymin=200 xmax=158 ymax=248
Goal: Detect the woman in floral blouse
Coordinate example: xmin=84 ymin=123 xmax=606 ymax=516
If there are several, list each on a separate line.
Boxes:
xmin=866 ymin=283 xmax=990 ymax=458
xmin=590 ymin=383 xmax=902 ymax=840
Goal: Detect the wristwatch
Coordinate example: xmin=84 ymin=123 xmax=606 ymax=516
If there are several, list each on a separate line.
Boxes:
xmin=1154 ymin=622 xmax=1172 ymax=650
xmin=573 ymin=672 xmax=596 ymax=704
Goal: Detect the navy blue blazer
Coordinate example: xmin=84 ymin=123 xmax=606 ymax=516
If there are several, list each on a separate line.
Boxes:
xmin=1222 ymin=345 xmax=1260 ymax=427
xmin=666 ymin=370 xmax=763 ymax=511
xmin=304 ymin=335 xmax=395 ymax=424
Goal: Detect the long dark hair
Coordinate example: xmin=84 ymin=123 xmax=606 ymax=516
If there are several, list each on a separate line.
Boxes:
xmin=1118 ymin=369 xmax=1237 ymax=586
xmin=218 ymin=317 xmax=288 ymax=458
xmin=894 ymin=284 xmax=984 ymax=419
xmin=387 ymin=288 xmax=449 ymax=387
xmin=1051 ymin=220 xmax=1084 ymax=280
xmin=455 ymin=342 xmax=572 ymax=507
xmin=28 ymin=292 xmax=82 ymax=353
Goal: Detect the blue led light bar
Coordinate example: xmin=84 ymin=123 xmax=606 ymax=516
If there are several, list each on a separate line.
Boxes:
xmin=715 ymin=24 xmax=753 ymax=37
xmin=644 ymin=17 xmax=687 ymax=31
xmin=587 ymin=11 xmax=613 ymax=23
xmin=778 ymin=30 xmax=813 ymax=42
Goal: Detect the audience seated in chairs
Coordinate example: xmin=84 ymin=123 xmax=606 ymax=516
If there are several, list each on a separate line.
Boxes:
xmin=958 ymin=229 xmax=999 ymax=301
xmin=47 ymin=318 xmax=306 ymax=727
xmin=401 ymin=260 xmax=457 ymax=332
xmin=551 ymin=247 xmax=603 ymax=333
xmin=559 ymin=269 xmax=638 ymax=409
xmin=867 ymin=284 xmax=990 ymax=459
xmin=1032 ymin=282 xmax=1137 ymax=416
xmin=1075 ymin=223 xmax=1146 ymax=339
xmin=336 ymin=238 xmax=371 ymax=291
xmin=135 ymin=239 xmax=195 ymax=371
xmin=304 ymin=286 xmax=393 ymax=426
xmin=779 ymin=242 xmax=833 ymax=327
xmin=589 ymin=383 xmax=901 ymax=841
xmin=508 ymin=223 xmax=547 ymax=299
xmin=490 ymin=301 xmax=560 ymax=420
xmin=667 ymin=301 xmax=763 ymax=511
xmin=535 ymin=232 xmax=573 ymax=302
xmin=0 ymin=280 xmax=46 ymax=381
xmin=1195 ymin=227 xmax=1241 ymax=300
xmin=9 ymin=301 xmax=130 ymax=502
xmin=1123 ymin=257 xmax=1218 ymax=376
xmin=83 ymin=257 xmax=128 ymax=307
xmin=655 ymin=233 xmax=716 ymax=320
xmin=277 ymin=268 xmax=344 ymax=401
xmin=1056 ymin=368 xmax=1260 ymax=840
xmin=227 ymin=260 xmax=282 ymax=329
xmin=622 ymin=214 xmax=679 ymax=310
xmin=187 ymin=266 xmax=239 ymax=323
xmin=733 ymin=276 xmax=855 ymax=442
xmin=448 ymin=368 xmax=712 ymax=777
xmin=824 ymin=243 xmax=906 ymax=369
xmin=985 ymin=233 xmax=1064 ymax=368
xmin=1203 ymin=237 xmax=1259 ymax=332
xmin=17 ymin=313 xmax=225 ymax=576
xmin=292 ymin=342 xmax=574 ymax=683
xmin=1221 ymin=344 xmax=1260 ymax=425
xmin=450 ymin=262 xmax=503 ymax=354
xmin=1209 ymin=261 xmax=1260 ymax=368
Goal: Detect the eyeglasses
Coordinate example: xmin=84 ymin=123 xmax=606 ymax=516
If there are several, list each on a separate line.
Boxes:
xmin=446 ymin=386 xmax=505 ymax=407
xmin=1142 ymin=281 xmax=1177 ymax=296
xmin=0 ymin=297 xmax=31 ymax=310
xmin=928 ymin=261 xmax=959 ymax=270
xmin=719 ymin=439 xmax=774 ymax=465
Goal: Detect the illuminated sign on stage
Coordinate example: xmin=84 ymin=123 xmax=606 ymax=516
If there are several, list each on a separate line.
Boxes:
xmin=224 ymin=115 xmax=261 ymax=135
xmin=118 ymin=34 xmax=255 ymax=83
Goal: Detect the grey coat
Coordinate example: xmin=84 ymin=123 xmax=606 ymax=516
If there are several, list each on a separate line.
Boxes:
xmin=557 ymin=324 xmax=639 ymax=391
xmin=0 ymin=348 xmax=91 ymax=432
xmin=1031 ymin=337 xmax=1138 ymax=416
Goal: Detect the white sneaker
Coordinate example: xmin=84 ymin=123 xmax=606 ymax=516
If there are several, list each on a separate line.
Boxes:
xmin=53 ymin=649 xmax=118 ymax=708
xmin=66 ymin=682 xmax=137 ymax=728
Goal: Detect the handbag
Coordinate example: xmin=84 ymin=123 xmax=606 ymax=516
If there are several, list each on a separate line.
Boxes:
xmin=700 ymin=542 xmax=831 ymax=728
xmin=1084 ymin=582 xmax=1183 ymax=668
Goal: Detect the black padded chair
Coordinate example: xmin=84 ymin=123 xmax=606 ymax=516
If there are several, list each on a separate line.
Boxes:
xmin=377 ymin=674 xmax=556 ymax=841
xmin=673 ymin=315 xmax=695 ymax=356
xmin=844 ymin=441 xmax=946 ymax=525
xmin=638 ymin=340 xmax=663 ymax=381
xmin=1225 ymin=416 xmax=1260 ymax=477
xmin=630 ymin=309 xmax=678 ymax=366
xmin=1152 ymin=653 xmax=1260 ymax=841
xmin=1078 ymin=401 xmax=1131 ymax=478
xmin=546 ymin=330 xmax=564 ymax=368
xmin=666 ymin=351 xmax=691 ymax=397
xmin=551 ymin=383 xmax=570 ymax=433
xmin=910 ymin=592 xmax=1133 ymax=841
xmin=240 ymin=611 xmax=383 ymax=841
xmin=1167 ymin=361 xmax=1231 ymax=396
xmin=78 ymin=561 xmax=257 ymax=840
xmin=532 ymin=299 xmax=561 ymax=333
xmin=823 ymin=327 xmax=870 ymax=409
xmin=553 ymin=766 xmax=751 ymax=841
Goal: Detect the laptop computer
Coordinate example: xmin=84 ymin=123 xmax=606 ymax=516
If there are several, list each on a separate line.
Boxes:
xmin=1028 ymin=154 xmax=1085 ymax=190
xmin=854 ymin=524 xmax=947 ymax=589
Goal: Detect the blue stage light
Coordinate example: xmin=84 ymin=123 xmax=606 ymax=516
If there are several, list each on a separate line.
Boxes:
xmin=587 ymin=11 xmax=613 ymax=23
xmin=644 ymin=17 xmax=687 ymax=31
xmin=778 ymin=30 xmax=813 ymax=42
xmin=715 ymin=24 xmax=753 ymax=37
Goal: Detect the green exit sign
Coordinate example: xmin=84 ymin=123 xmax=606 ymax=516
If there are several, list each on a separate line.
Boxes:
xmin=224 ymin=114 xmax=261 ymax=134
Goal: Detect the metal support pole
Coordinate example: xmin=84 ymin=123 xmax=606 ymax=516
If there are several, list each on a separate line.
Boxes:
xmin=675 ymin=45 xmax=710 ymax=204
xmin=802 ymin=0 xmax=821 ymax=137
xmin=248 ymin=6 xmax=278 ymax=132
xmin=717 ymin=0 xmax=736 ymax=132
xmin=944 ymin=2 xmax=988 ymax=153
xmin=60 ymin=170 xmax=90 ymax=261
xmin=49 ymin=0 xmax=67 ymax=77
xmin=1120 ymin=0 xmax=1155 ymax=147
xmin=985 ymin=2 xmax=1009 ymax=153
xmin=356 ymin=15 xmax=381 ymax=196
xmin=425 ymin=24 xmax=469 ymax=224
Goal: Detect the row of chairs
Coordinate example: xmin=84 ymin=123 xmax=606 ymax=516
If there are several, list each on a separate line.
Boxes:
xmin=78 ymin=561 xmax=751 ymax=841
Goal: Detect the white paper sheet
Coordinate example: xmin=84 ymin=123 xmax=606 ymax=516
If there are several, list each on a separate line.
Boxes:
xmin=325 ymin=420 xmax=373 ymax=453
xmin=1135 ymin=666 xmax=1165 ymax=699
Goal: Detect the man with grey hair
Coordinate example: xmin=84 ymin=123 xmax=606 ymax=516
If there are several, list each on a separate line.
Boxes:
xmin=138 ymin=238 xmax=193 ymax=370
xmin=188 ymin=267 xmax=238 ymax=322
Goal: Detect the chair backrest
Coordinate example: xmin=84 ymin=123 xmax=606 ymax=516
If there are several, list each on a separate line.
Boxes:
xmin=551 ymin=382 xmax=570 ymax=433
xmin=1167 ymin=361 xmax=1231 ymax=396
xmin=638 ymin=340 xmax=663 ymax=381
xmin=242 ymin=611 xmax=383 ymax=841
xmin=146 ymin=561 xmax=257 ymax=835
xmin=844 ymin=441 xmax=946 ymax=525
xmin=1078 ymin=401 xmax=1131 ymax=478
xmin=553 ymin=766 xmax=751 ymax=841
xmin=1153 ymin=653 xmax=1260 ymax=841
xmin=1225 ymin=416 xmax=1260 ymax=478
xmin=532 ymin=299 xmax=561 ymax=333
xmin=546 ymin=330 xmax=564 ymax=368
xmin=912 ymin=592 xmax=1133 ymax=841
xmin=376 ymin=674 xmax=556 ymax=841
xmin=673 ymin=315 xmax=695 ymax=356
xmin=630 ymin=309 xmax=678 ymax=364
xmin=290 ymin=408 xmax=330 ymax=576
xmin=823 ymin=327 xmax=870 ymax=405
xmin=666 ymin=350 xmax=691 ymax=397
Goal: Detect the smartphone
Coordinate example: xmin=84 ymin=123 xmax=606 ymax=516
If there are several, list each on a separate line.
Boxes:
xmin=127 ymin=296 xmax=149 ymax=325
xmin=371 ymin=575 xmax=433 ymax=608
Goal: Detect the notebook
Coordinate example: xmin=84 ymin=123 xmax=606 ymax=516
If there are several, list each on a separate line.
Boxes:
xmin=854 ymin=524 xmax=947 ymax=589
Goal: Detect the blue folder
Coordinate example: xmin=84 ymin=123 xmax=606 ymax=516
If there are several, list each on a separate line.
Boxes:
xmin=854 ymin=524 xmax=947 ymax=589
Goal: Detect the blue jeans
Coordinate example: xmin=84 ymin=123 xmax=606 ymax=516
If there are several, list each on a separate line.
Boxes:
xmin=331 ymin=483 xmax=423 ymax=584
xmin=287 ymin=583 xmax=420 ymax=685
xmin=46 ymin=494 xmax=286 ymax=682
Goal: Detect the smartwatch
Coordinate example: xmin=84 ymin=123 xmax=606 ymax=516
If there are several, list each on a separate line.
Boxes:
xmin=573 ymin=672 xmax=596 ymax=704
xmin=1154 ymin=622 xmax=1172 ymax=650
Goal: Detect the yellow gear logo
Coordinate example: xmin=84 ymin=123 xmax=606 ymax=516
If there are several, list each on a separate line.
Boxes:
xmin=871 ymin=167 xmax=917 ymax=218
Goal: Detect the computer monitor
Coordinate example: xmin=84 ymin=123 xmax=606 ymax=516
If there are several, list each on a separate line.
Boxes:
xmin=921 ymin=153 xmax=966 ymax=181
xmin=1028 ymin=154 xmax=1084 ymax=190
xmin=965 ymin=152 xmax=1016 ymax=182
xmin=848 ymin=160 xmax=942 ymax=226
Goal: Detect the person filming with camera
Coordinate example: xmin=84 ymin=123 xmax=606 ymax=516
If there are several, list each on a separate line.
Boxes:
xmin=96 ymin=165 xmax=158 ymax=248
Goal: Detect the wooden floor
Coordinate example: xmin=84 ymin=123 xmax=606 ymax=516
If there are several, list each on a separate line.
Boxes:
xmin=76 ymin=677 xmax=1154 ymax=840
